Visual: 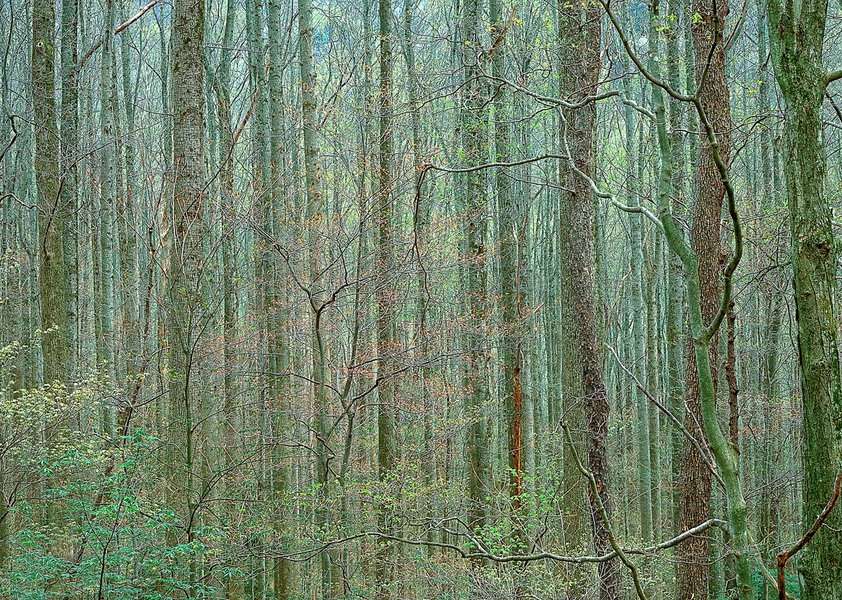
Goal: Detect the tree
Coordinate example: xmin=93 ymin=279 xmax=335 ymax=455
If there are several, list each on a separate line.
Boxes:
xmin=557 ymin=4 xmax=620 ymax=598
xmin=32 ymin=0 xmax=70 ymax=384
xmin=460 ymin=0 xmax=491 ymax=547
xmin=767 ymin=0 xmax=842 ymax=596
xmin=492 ymin=0 xmax=527 ymax=549
xmin=675 ymin=0 xmax=733 ymax=595
xmin=375 ymin=0 xmax=397 ymax=597
xmin=165 ymin=0 xmax=207 ymax=591
xmin=298 ymin=0 xmax=340 ymax=595
xmin=607 ymin=0 xmax=755 ymax=593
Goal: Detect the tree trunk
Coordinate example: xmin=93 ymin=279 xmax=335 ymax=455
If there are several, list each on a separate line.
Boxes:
xmin=460 ymin=0 xmax=490 ymax=549
xmin=557 ymin=4 xmax=587 ymax=575
xmin=60 ymin=0 xmax=78 ymax=380
xmin=298 ymin=0 xmax=339 ymax=595
xmin=677 ymin=0 xmax=733 ymax=594
xmin=558 ymin=4 xmax=620 ymax=599
xmin=99 ymin=0 xmax=117 ymax=400
xmin=166 ymin=0 xmax=206 ymax=592
xmin=768 ymin=1 xmax=842 ymax=595
xmin=375 ymin=0 xmax=397 ymax=597
xmin=665 ymin=0 xmax=687 ymax=535
xmin=118 ymin=4 xmax=139 ymax=389
xmin=32 ymin=0 xmax=70 ymax=385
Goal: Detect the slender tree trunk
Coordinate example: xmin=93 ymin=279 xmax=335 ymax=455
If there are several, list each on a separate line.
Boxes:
xmin=623 ymin=65 xmax=653 ymax=543
xmin=460 ymin=0 xmax=490 ymax=549
xmin=265 ymin=0 xmax=291 ymax=597
xmin=491 ymin=0 xmax=525 ymax=546
xmin=212 ymin=0 xmax=243 ymax=595
xmin=646 ymin=230 xmax=662 ymax=540
xmin=665 ymin=0 xmax=686 ymax=534
xmin=401 ymin=0 xmax=435 ymax=554
xmin=375 ymin=0 xmax=397 ymax=597
xmin=118 ymin=3 xmax=139 ymax=389
xmin=298 ymin=0 xmax=339 ymax=595
xmin=491 ymin=1 xmax=527 ymax=593
xmin=99 ymin=0 xmax=117 ymax=399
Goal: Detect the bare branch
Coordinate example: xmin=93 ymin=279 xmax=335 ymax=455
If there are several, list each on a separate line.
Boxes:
xmin=273 ymin=518 xmax=725 ymax=566
xmin=75 ymin=0 xmax=161 ymax=74
xmin=776 ymin=473 xmax=842 ymax=599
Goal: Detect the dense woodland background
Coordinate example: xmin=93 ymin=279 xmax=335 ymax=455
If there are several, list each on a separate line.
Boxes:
xmin=0 ymin=0 xmax=840 ymax=597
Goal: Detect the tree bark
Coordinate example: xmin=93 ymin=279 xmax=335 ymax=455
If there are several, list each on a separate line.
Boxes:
xmin=677 ymin=0 xmax=732 ymax=595
xmin=375 ymin=0 xmax=397 ymax=597
xmin=768 ymin=0 xmax=842 ymax=595
xmin=460 ymin=0 xmax=490 ymax=548
xmin=558 ymin=5 xmax=620 ymax=599
xmin=298 ymin=0 xmax=340 ymax=595
xmin=32 ymin=0 xmax=70 ymax=385
xmin=166 ymin=0 xmax=206 ymax=592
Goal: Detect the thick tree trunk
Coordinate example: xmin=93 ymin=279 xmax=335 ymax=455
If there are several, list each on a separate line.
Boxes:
xmin=460 ymin=0 xmax=490 ymax=548
xmin=557 ymin=4 xmax=587 ymax=574
xmin=60 ymin=0 xmax=78 ymax=379
xmin=166 ymin=0 xmax=206 ymax=592
xmin=558 ymin=5 xmax=619 ymax=599
xmin=677 ymin=0 xmax=732 ymax=595
xmin=32 ymin=0 xmax=72 ymax=562
xmin=768 ymin=1 xmax=842 ymax=594
xmin=32 ymin=0 xmax=70 ymax=385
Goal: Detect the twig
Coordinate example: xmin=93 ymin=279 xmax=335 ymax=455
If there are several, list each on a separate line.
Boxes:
xmin=604 ymin=342 xmax=724 ymax=488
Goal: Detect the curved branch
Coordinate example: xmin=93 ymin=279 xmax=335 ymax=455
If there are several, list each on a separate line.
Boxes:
xmin=776 ymin=473 xmax=842 ymax=600
xmin=428 ymin=153 xmax=571 ymax=174
xmin=563 ymin=424 xmax=650 ymax=600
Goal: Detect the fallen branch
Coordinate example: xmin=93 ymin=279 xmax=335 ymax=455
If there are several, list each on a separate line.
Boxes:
xmin=776 ymin=473 xmax=842 ymax=600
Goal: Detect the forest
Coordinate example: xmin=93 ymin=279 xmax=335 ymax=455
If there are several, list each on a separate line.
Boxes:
xmin=0 ymin=0 xmax=840 ymax=597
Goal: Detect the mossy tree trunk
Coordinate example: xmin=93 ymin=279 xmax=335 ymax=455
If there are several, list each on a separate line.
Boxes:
xmin=460 ymin=0 xmax=490 ymax=549
xmin=32 ymin=0 xmax=70 ymax=385
xmin=768 ymin=0 xmax=842 ymax=596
